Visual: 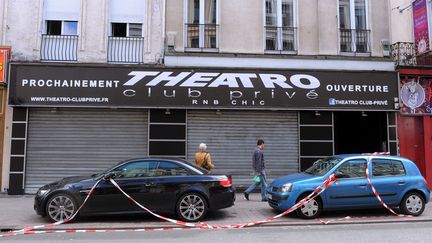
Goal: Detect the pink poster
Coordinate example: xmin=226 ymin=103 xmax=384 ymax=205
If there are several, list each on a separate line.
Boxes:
xmin=413 ymin=0 xmax=430 ymax=55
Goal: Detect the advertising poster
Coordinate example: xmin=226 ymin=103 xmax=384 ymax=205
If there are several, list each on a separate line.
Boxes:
xmin=413 ymin=0 xmax=430 ymax=55
xmin=0 ymin=51 xmax=6 ymax=83
xmin=400 ymin=78 xmax=432 ymax=115
xmin=0 ymin=47 xmax=11 ymax=83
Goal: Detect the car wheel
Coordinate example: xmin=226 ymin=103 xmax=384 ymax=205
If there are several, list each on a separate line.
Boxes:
xmin=295 ymin=194 xmax=322 ymax=219
xmin=399 ymin=192 xmax=425 ymax=216
xmin=176 ymin=192 xmax=208 ymax=222
xmin=45 ymin=193 xmax=78 ymax=222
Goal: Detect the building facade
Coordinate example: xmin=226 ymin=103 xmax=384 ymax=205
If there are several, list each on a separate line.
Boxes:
xmin=1 ymin=0 xmax=166 ymax=194
xmin=2 ymin=0 xmax=400 ymax=195
xmin=390 ymin=0 xmax=432 ymax=189
xmin=162 ymin=0 xmax=398 ymax=187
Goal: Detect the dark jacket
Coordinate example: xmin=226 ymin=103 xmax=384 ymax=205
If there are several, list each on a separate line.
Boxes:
xmin=252 ymin=147 xmax=265 ymax=173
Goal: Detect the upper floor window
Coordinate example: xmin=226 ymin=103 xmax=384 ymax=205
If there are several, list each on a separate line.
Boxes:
xmin=108 ymin=0 xmax=145 ymax=63
xmin=339 ymin=0 xmax=370 ymax=53
xmin=185 ymin=0 xmax=219 ymax=50
xmin=265 ymin=0 xmax=297 ymax=53
xmin=111 ymin=23 xmax=143 ymax=37
xmin=46 ymin=20 xmax=78 ymax=35
xmin=41 ymin=0 xmax=80 ymax=61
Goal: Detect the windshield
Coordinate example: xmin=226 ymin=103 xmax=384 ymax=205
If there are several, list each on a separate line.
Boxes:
xmin=304 ymin=157 xmax=342 ymax=176
xmin=92 ymin=161 xmax=125 ymax=178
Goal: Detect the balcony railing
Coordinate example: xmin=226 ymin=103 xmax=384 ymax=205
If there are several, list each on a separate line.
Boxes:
xmin=185 ymin=23 xmax=219 ymax=50
xmin=339 ymin=29 xmax=370 ymax=53
xmin=265 ymin=26 xmax=297 ymax=52
xmin=107 ymin=36 xmax=145 ymax=63
xmin=40 ymin=35 xmax=78 ymax=61
xmin=390 ymin=42 xmax=417 ymax=66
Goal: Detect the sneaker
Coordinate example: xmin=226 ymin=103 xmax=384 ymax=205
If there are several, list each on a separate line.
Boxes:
xmin=243 ymin=192 xmax=249 ymax=200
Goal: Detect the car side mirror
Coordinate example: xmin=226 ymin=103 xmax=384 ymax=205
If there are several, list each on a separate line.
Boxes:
xmin=103 ymin=172 xmax=117 ymax=181
xmin=313 ymin=159 xmax=322 ymax=166
xmin=334 ymin=171 xmax=346 ymax=179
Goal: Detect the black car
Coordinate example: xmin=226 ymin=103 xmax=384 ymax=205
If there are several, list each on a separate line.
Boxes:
xmin=34 ymin=157 xmax=235 ymax=222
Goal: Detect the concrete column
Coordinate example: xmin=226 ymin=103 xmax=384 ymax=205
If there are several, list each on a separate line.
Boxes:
xmin=145 ymin=0 xmax=165 ymax=63
xmin=79 ymin=0 xmax=106 ymax=63
xmin=297 ymin=0 xmax=318 ymax=55
xmin=423 ymin=116 xmax=432 ymax=189
xmin=317 ymin=0 xmax=337 ymax=55
xmin=370 ymin=0 xmax=391 ymax=57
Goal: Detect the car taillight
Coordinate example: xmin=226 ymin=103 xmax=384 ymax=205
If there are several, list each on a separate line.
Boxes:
xmin=219 ymin=178 xmax=232 ymax=187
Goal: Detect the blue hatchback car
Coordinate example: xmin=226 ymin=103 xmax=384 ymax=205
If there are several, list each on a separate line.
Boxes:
xmin=267 ymin=154 xmax=430 ymax=218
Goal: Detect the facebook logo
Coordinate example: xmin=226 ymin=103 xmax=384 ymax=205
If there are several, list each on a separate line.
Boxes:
xmin=329 ymin=98 xmax=336 ymax=105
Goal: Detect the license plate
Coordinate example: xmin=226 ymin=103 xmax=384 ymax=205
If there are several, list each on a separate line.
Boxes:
xmin=267 ymin=194 xmax=272 ymax=200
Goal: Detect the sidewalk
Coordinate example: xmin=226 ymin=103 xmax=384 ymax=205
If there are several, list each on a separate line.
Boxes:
xmin=1 ymin=193 xmax=432 ymax=231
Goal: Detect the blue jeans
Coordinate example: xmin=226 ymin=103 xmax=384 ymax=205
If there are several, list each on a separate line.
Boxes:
xmin=244 ymin=170 xmax=267 ymax=200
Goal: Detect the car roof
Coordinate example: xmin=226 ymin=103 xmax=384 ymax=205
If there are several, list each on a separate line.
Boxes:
xmin=120 ymin=157 xmax=191 ymax=164
xmin=333 ymin=154 xmax=408 ymax=160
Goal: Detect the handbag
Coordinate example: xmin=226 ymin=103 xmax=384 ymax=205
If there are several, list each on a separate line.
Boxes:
xmin=202 ymin=153 xmax=211 ymax=170
xmin=253 ymin=175 xmax=260 ymax=183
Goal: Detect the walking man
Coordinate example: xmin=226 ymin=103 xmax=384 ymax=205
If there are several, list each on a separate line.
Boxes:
xmin=244 ymin=139 xmax=267 ymax=201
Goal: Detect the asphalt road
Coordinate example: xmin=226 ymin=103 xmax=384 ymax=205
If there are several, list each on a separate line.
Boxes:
xmin=3 ymin=221 xmax=432 ymax=243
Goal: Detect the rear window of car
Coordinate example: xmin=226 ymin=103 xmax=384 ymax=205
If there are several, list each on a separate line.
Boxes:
xmin=156 ymin=161 xmax=189 ymax=176
xmin=372 ymin=159 xmax=406 ymax=177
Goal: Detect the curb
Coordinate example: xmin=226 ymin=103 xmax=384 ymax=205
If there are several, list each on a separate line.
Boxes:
xmin=3 ymin=215 xmax=432 ymax=232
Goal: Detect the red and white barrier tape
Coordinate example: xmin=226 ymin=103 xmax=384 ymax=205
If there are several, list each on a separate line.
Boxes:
xmin=365 ymin=152 xmax=410 ymax=218
xmin=318 ymin=152 xmax=410 ymax=224
xmin=0 ymin=174 xmax=338 ymax=237
xmin=1 ymin=151 xmax=412 ymax=238
xmin=0 ymin=226 xmax=203 ymax=238
xmin=0 ymin=178 xmax=104 ymax=238
xmin=110 ymin=175 xmax=338 ymax=229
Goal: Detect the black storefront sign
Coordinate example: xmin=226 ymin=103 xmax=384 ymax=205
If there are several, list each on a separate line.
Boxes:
xmin=9 ymin=63 xmax=399 ymax=111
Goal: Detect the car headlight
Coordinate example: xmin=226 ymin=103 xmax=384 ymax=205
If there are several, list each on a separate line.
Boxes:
xmin=279 ymin=183 xmax=293 ymax=192
xmin=37 ymin=189 xmax=50 ymax=197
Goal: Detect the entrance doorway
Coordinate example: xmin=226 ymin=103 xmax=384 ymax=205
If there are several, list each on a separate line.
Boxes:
xmin=334 ymin=111 xmax=387 ymax=154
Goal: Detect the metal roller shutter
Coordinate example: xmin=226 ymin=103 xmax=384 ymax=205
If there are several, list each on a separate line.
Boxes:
xmin=187 ymin=110 xmax=298 ymax=187
xmin=25 ymin=108 xmax=148 ymax=193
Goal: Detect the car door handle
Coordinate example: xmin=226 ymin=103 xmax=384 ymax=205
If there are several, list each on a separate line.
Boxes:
xmin=144 ymin=182 xmax=154 ymax=187
xmin=359 ymin=184 xmax=367 ymax=187
xmin=398 ymin=181 xmax=406 ymax=185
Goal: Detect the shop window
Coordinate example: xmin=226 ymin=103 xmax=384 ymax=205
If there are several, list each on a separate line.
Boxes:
xmin=149 ymin=109 xmax=186 ymax=158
